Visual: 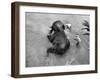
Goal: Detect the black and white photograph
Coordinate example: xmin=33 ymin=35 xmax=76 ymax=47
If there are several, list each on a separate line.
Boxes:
xmin=25 ymin=13 xmax=90 ymax=67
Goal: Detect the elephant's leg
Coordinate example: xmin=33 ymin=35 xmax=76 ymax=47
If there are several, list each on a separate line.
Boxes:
xmin=47 ymin=47 xmax=56 ymax=57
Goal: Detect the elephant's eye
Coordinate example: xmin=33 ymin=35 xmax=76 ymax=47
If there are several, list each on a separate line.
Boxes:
xmin=62 ymin=25 xmax=65 ymax=30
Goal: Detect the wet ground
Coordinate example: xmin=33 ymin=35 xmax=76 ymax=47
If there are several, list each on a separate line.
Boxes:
xmin=25 ymin=13 xmax=89 ymax=67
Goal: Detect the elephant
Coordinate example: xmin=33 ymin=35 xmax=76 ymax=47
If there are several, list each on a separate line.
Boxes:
xmin=47 ymin=20 xmax=70 ymax=56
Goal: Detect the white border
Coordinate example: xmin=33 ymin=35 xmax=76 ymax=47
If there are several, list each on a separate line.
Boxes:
xmin=19 ymin=6 xmax=95 ymax=74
